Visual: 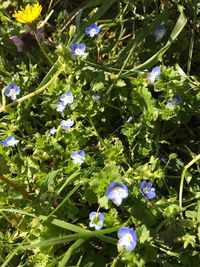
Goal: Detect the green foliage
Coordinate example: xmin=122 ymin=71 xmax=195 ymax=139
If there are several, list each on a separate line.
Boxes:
xmin=0 ymin=0 xmax=200 ymax=266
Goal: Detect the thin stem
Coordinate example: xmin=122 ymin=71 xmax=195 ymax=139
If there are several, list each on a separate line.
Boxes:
xmin=88 ymin=117 xmax=106 ymax=147
xmin=187 ymin=0 xmax=197 ymax=75
xmin=33 ymin=30 xmax=54 ymax=66
xmin=179 ymin=154 xmax=200 ymax=214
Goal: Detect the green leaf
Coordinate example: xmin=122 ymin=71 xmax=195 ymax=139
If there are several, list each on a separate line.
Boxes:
xmin=58 ymin=239 xmax=85 ymax=267
xmin=84 ymin=189 xmax=98 ymax=204
xmin=132 ymin=86 xmax=156 ymax=113
xmin=45 ymin=170 xmax=59 ymax=191
xmin=197 ymin=203 xmax=200 ymax=223
xmin=138 ymin=225 xmax=150 ymax=243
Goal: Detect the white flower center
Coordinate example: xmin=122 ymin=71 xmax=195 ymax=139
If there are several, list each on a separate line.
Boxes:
xmin=91 ymin=29 xmax=96 ymax=35
xmin=10 ymin=89 xmax=16 ymax=96
xmin=143 ymin=186 xmax=151 ymax=195
xmin=115 ymin=186 xmax=123 ymax=196
xmin=75 ymin=48 xmax=83 ymax=56
xmin=126 ymin=234 xmax=133 ymax=242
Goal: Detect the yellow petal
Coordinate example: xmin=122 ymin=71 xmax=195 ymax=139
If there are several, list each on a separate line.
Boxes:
xmin=12 ymin=2 xmax=42 ymax=24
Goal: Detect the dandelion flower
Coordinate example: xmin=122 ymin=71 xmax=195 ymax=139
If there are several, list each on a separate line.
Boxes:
xmin=13 ymin=3 xmax=42 ymax=24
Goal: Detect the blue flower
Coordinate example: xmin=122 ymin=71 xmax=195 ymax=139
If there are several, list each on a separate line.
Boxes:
xmin=154 ymin=25 xmax=167 ymax=42
xmin=89 ymin=211 xmax=104 ymax=230
xmin=166 ymin=94 xmax=182 ymax=109
xmin=49 ymin=127 xmax=57 ymax=135
xmin=70 ymin=43 xmax=86 ymax=56
xmin=70 ymin=150 xmax=86 ymax=164
xmin=105 ymin=181 xmax=128 ymax=206
xmin=60 ymin=90 xmax=74 ymax=105
xmin=61 ymin=118 xmax=74 ymax=130
xmin=158 ymin=154 xmax=168 ymax=164
xmin=56 ymin=102 xmax=66 ymax=112
xmin=0 ymin=136 xmax=19 ymax=146
xmin=85 ymin=23 xmax=100 ymax=37
xmin=140 ymin=180 xmax=156 ymax=199
xmin=126 ymin=116 xmax=134 ymax=123
xmin=118 ymin=227 xmax=137 ymax=251
xmin=5 ymin=84 xmax=21 ymax=100
xmin=147 ymin=66 xmax=161 ymax=83
xmin=92 ymin=93 xmax=101 ymax=100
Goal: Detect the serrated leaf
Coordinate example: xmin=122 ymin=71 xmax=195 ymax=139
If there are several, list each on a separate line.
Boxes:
xmin=98 ymin=196 xmax=109 ymax=209
xmin=132 ymin=86 xmax=156 ymax=113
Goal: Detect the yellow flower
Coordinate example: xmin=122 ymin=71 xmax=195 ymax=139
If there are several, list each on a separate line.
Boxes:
xmin=12 ymin=2 xmax=42 ymax=24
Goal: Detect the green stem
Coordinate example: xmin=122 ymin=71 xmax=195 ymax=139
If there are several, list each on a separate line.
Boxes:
xmin=1 ymin=86 xmax=7 ymax=110
xmin=88 ymin=117 xmax=106 ymax=147
xmin=33 ymin=30 xmax=54 ymax=66
xmin=179 ymin=154 xmax=200 ymax=213
xmin=0 ymin=68 xmax=62 ymax=113
xmin=187 ymin=0 xmax=197 ymax=75
xmin=58 ymin=239 xmax=85 ymax=267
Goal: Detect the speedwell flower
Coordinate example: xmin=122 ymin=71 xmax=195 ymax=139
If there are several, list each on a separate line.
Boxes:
xmin=60 ymin=90 xmax=74 ymax=105
xmin=5 ymin=84 xmax=20 ymax=100
xmin=70 ymin=43 xmax=86 ymax=56
xmin=85 ymin=23 xmax=100 ymax=37
xmin=89 ymin=211 xmax=104 ymax=230
xmin=140 ymin=180 xmax=156 ymax=199
xmin=147 ymin=66 xmax=161 ymax=83
xmin=56 ymin=102 xmax=66 ymax=112
xmin=49 ymin=127 xmax=57 ymax=135
xmin=0 ymin=136 xmax=19 ymax=146
xmin=92 ymin=93 xmax=101 ymax=100
xmin=118 ymin=227 xmax=137 ymax=251
xmin=154 ymin=25 xmax=166 ymax=42
xmin=159 ymin=154 xmax=168 ymax=164
xmin=12 ymin=2 xmax=42 ymax=24
xmin=70 ymin=150 xmax=86 ymax=165
xmin=167 ymin=94 xmax=182 ymax=109
xmin=61 ymin=118 xmax=74 ymax=130
xmin=105 ymin=181 xmax=128 ymax=206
